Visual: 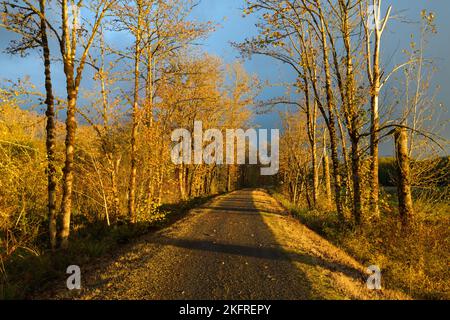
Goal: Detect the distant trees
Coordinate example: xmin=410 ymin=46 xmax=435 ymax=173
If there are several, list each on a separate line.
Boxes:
xmin=223 ymin=62 xmax=259 ymax=192
xmin=112 ymin=0 xmax=214 ymax=220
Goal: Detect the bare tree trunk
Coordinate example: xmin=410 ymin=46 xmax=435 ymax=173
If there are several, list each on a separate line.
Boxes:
xmin=305 ymin=173 xmax=312 ymax=209
xmin=311 ymin=146 xmax=319 ymax=205
xmin=336 ymin=113 xmax=353 ymax=205
xmin=187 ymin=166 xmax=198 ymax=198
xmin=394 ymin=128 xmax=414 ymax=226
xmin=59 ymin=0 xmax=111 ymax=248
xmin=128 ymin=1 xmax=142 ymax=223
xmin=39 ymin=0 xmax=58 ymax=250
xmin=340 ymin=1 xmax=362 ymax=224
xmin=302 ymin=74 xmax=318 ymax=207
xmin=92 ymin=156 xmax=110 ymax=226
xmin=60 ymin=93 xmax=77 ymax=249
xmin=323 ymin=134 xmax=332 ymax=207
xmin=145 ymin=44 xmax=154 ymax=127
xmin=350 ymin=136 xmax=362 ymax=224
xmin=369 ymin=17 xmax=382 ymax=219
xmin=370 ymin=84 xmax=380 ymax=218
xmin=179 ymin=165 xmax=187 ymax=200
xmin=309 ymin=106 xmax=318 ymax=206
xmin=366 ymin=2 xmax=391 ymax=218
xmin=303 ymin=4 xmax=344 ymax=218
xmin=297 ymin=7 xmax=342 ymax=216
xmin=157 ymin=168 xmax=164 ymax=205
xmin=293 ymin=172 xmax=299 ymax=205
xmin=327 ymin=5 xmax=354 ymax=212
xmin=227 ymin=165 xmax=232 ymax=192
xmin=111 ymin=158 xmax=121 ymax=217
xmin=318 ymin=12 xmax=344 ymax=219
xmin=207 ymin=166 xmax=214 ymax=194
xmin=328 ymin=131 xmax=343 ymax=216
xmin=185 ymin=167 xmax=192 ymax=198
xmin=59 ymin=0 xmax=77 ymax=249
xmin=203 ymin=170 xmax=209 ymax=194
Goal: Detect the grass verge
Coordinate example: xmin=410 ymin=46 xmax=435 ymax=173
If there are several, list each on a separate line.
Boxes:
xmin=269 ymin=189 xmax=449 ymax=300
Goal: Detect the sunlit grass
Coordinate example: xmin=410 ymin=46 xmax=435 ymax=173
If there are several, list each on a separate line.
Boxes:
xmin=271 ymin=190 xmax=450 ymax=300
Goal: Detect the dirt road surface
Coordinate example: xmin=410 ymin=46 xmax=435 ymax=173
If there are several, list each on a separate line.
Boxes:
xmin=41 ymin=189 xmax=405 ymax=300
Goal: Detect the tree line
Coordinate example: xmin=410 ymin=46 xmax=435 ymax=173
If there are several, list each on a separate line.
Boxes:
xmin=236 ymin=0 xmax=448 ymax=226
xmin=0 ymin=0 xmax=259 ymax=256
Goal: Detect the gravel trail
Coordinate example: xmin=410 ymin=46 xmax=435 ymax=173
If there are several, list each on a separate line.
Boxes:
xmin=41 ymin=189 xmax=406 ymax=300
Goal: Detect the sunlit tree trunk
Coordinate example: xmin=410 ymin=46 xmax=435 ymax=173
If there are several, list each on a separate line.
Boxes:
xmin=157 ymin=168 xmax=164 ymax=205
xmin=302 ymin=72 xmax=318 ymax=207
xmin=394 ymin=127 xmax=414 ymax=226
xmin=317 ymin=9 xmax=344 ymax=220
xmin=336 ymin=113 xmax=352 ymax=206
xmin=179 ymin=165 xmax=187 ymax=200
xmin=59 ymin=0 xmax=112 ymax=247
xmin=323 ymin=134 xmax=332 ymax=207
xmin=350 ymin=136 xmax=362 ymax=224
xmin=111 ymin=157 xmax=121 ymax=217
xmin=227 ymin=165 xmax=235 ymax=192
xmin=59 ymin=0 xmax=77 ymax=249
xmin=367 ymin=1 xmax=391 ymax=219
xmin=370 ymin=64 xmax=381 ymax=219
xmin=339 ymin=1 xmax=362 ymax=224
xmin=128 ymin=0 xmax=142 ymax=223
xmin=145 ymin=45 xmax=154 ymax=127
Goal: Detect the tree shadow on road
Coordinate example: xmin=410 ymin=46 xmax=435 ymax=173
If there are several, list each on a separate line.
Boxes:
xmin=142 ymin=189 xmax=365 ymax=299
xmin=151 ymin=235 xmax=364 ymax=283
xmin=38 ymin=189 xmax=365 ymax=300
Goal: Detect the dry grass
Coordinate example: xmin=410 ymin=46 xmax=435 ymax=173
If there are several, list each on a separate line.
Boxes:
xmin=271 ymin=190 xmax=450 ymax=300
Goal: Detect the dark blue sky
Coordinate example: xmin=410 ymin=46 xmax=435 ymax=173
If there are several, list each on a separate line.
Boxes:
xmin=1 ymin=0 xmax=448 ymax=155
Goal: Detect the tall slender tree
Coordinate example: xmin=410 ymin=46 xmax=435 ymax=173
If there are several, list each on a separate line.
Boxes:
xmin=1 ymin=0 xmax=59 ymax=248
xmin=363 ymin=0 xmax=392 ymax=219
